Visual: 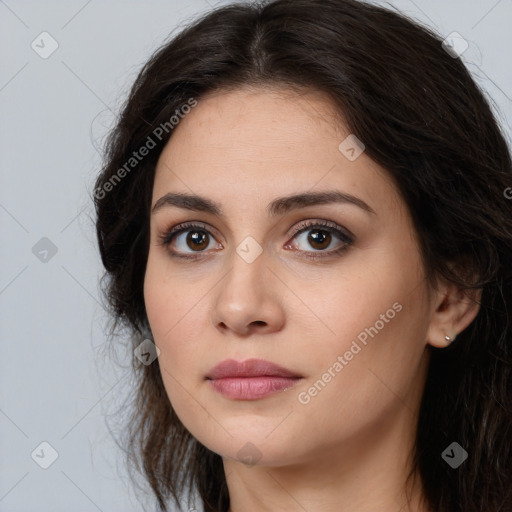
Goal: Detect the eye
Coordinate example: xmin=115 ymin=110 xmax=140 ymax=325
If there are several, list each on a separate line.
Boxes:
xmin=157 ymin=219 xmax=354 ymax=260
xmin=157 ymin=222 xmax=222 ymax=259
xmin=285 ymin=219 xmax=354 ymax=259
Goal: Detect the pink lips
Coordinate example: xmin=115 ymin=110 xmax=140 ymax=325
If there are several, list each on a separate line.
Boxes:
xmin=206 ymin=358 xmax=302 ymax=400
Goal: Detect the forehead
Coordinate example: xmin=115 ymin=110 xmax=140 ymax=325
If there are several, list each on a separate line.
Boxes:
xmin=152 ymin=86 xmax=398 ymax=215
xmin=157 ymin=87 xmax=342 ymax=168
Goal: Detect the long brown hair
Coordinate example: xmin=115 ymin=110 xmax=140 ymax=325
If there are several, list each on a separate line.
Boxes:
xmin=93 ymin=1 xmax=512 ymax=510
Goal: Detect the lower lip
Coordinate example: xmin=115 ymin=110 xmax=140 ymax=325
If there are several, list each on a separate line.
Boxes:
xmin=208 ymin=376 xmax=301 ymax=400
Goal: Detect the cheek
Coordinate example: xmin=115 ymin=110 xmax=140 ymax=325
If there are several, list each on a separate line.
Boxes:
xmin=143 ymin=251 xmax=211 ymax=381
xmin=144 ymin=249 xmax=201 ymax=340
xmin=143 ymin=263 xmax=207 ymax=429
xmin=294 ymin=248 xmax=429 ymax=409
xmin=290 ymin=302 xmax=429 ymax=453
xmin=297 ymin=247 xmax=424 ymax=355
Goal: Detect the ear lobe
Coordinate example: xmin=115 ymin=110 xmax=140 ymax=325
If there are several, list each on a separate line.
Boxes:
xmin=426 ymin=283 xmax=482 ymax=348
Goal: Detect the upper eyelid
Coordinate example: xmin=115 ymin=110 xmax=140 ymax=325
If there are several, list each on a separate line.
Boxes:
xmin=292 ymin=219 xmax=354 ymax=238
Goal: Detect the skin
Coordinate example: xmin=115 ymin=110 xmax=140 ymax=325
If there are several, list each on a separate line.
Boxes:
xmin=143 ymin=86 xmax=480 ymax=512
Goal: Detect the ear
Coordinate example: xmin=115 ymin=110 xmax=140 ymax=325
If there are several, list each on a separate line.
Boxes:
xmin=426 ymin=279 xmax=482 ymax=348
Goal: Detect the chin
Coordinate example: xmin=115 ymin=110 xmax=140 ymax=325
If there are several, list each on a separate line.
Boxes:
xmin=198 ymin=427 xmax=307 ymax=468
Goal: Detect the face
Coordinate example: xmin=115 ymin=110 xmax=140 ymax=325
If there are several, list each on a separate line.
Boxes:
xmin=143 ymin=86 xmax=435 ymax=467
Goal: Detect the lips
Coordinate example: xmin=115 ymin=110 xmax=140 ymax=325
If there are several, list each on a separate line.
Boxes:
xmin=206 ymin=358 xmax=301 ymax=379
xmin=206 ymin=358 xmax=302 ymax=400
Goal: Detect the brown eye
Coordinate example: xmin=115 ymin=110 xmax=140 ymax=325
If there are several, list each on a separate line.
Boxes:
xmin=306 ymin=229 xmax=332 ymax=250
xmin=159 ymin=222 xmax=221 ymax=258
xmin=159 ymin=220 xmax=353 ymax=261
xmin=289 ymin=220 xmax=353 ymax=256
xmin=186 ymin=230 xmax=210 ymax=251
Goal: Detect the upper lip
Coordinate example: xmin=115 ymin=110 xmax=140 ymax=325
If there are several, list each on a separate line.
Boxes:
xmin=206 ymin=358 xmax=301 ymax=379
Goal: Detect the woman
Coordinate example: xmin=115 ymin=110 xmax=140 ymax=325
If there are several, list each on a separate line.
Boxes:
xmin=93 ymin=0 xmax=512 ymax=511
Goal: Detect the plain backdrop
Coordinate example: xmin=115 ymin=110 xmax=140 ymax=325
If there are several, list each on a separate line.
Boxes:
xmin=1 ymin=0 xmax=511 ymax=511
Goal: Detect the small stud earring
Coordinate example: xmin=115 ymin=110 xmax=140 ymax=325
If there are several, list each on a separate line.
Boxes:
xmin=445 ymin=334 xmax=456 ymax=343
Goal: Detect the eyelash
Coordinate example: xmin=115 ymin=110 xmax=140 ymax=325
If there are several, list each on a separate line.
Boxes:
xmin=157 ymin=219 xmax=354 ymax=261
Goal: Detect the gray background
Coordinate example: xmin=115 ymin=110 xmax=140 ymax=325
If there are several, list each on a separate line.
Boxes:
xmin=1 ymin=1 xmax=511 ymax=511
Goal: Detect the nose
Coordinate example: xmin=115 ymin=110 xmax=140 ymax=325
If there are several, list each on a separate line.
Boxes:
xmin=210 ymin=246 xmax=285 ymax=337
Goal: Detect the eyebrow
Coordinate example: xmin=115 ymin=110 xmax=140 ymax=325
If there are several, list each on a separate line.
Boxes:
xmin=151 ymin=190 xmax=376 ymax=217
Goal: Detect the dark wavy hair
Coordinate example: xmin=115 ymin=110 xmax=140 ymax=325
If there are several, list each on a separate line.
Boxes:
xmin=93 ymin=0 xmax=512 ymax=510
